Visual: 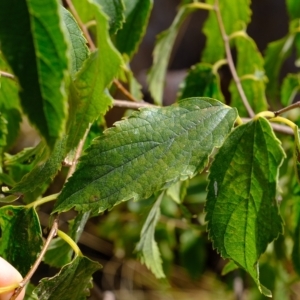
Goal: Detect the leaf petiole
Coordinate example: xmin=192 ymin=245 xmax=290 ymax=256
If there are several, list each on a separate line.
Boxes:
xmin=57 ymin=230 xmax=82 ymax=256
xmin=254 ymin=111 xmax=275 ymax=120
xmin=187 ymin=3 xmax=215 ymax=10
xmin=0 ymin=283 xmax=19 ymax=294
xmin=269 ymin=116 xmax=298 ymax=132
xmin=25 ymin=193 xmax=60 ymax=209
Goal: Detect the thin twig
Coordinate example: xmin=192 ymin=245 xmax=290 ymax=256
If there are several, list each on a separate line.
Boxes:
xmin=10 ymin=219 xmax=59 ymax=300
xmin=113 ymin=99 xmax=155 ymax=109
xmin=214 ymin=0 xmax=255 ymax=118
xmin=274 ymin=101 xmax=300 ymax=116
xmin=113 ymin=79 xmax=138 ymax=102
xmin=65 ymin=0 xmax=96 ymax=51
xmin=0 ymin=71 xmax=15 ymax=80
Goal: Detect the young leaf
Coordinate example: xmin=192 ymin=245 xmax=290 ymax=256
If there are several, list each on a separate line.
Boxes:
xmin=205 ymin=117 xmax=285 ymax=296
xmin=177 ymin=63 xmax=224 ymax=102
xmin=229 ymin=35 xmax=268 ymax=116
xmin=202 ymin=0 xmax=251 ymax=63
xmin=136 ymin=193 xmax=164 ymax=278
xmin=264 ymin=35 xmax=294 ymax=101
xmin=33 ymin=256 xmax=101 ymax=300
xmin=147 ymin=4 xmax=197 ymax=104
xmin=280 ymin=73 xmax=300 ymax=107
xmin=95 ymin=0 xmax=125 ymax=34
xmin=66 ymin=0 xmax=122 ymax=152
xmin=116 ymin=0 xmax=152 ymax=58
xmin=0 ymin=0 xmax=69 ymax=149
xmin=53 ymin=97 xmax=237 ymax=215
xmin=61 ymin=7 xmax=89 ymax=77
xmin=9 ymin=138 xmax=66 ymax=194
xmin=0 ymin=206 xmax=43 ymax=276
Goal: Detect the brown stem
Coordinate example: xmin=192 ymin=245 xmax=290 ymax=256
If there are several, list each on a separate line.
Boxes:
xmin=214 ymin=0 xmax=255 ymax=118
xmin=113 ymin=79 xmax=138 ymax=102
xmin=10 ymin=219 xmax=59 ymax=300
xmin=0 ymin=71 xmax=15 ymax=80
xmin=274 ymin=101 xmax=300 ymax=116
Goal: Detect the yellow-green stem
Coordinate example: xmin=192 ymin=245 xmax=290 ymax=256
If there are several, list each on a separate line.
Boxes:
xmin=269 ymin=116 xmax=297 ymax=131
xmin=187 ymin=3 xmax=215 ymax=10
xmin=212 ymin=59 xmax=228 ymax=75
xmin=57 ymin=230 xmax=82 ymax=256
xmin=254 ymin=111 xmax=275 ymax=120
xmin=0 ymin=283 xmax=19 ymax=294
xmin=26 ymin=193 xmax=60 ymax=209
xmin=235 ymin=116 xmax=243 ymax=125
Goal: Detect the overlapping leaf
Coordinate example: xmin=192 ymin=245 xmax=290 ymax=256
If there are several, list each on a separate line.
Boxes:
xmin=116 ymin=0 xmax=152 ymax=58
xmin=280 ymin=73 xmax=300 ymax=106
xmin=229 ymin=35 xmax=268 ymax=116
xmin=177 ymin=63 xmax=224 ymax=102
xmin=202 ymin=0 xmax=251 ymax=63
xmin=96 ymin=0 xmax=125 ymax=34
xmin=61 ymin=7 xmax=89 ymax=77
xmin=9 ymin=138 xmax=66 ymax=195
xmin=286 ymin=0 xmax=300 ymax=20
xmin=0 ymin=206 xmax=43 ymax=276
xmin=136 ymin=193 xmax=164 ymax=278
xmin=147 ymin=4 xmax=197 ymax=104
xmin=206 ymin=117 xmax=285 ymax=296
xmin=0 ymin=0 xmax=69 ymax=149
xmin=53 ymin=98 xmax=237 ymax=215
xmin=33 ymin=256 xmax=101 ymax=300
xmin=66 ymin=1 xmax=122 ymax=152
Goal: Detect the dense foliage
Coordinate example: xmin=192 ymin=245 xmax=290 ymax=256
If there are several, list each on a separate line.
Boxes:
xmin=0 ymin=0 xmax=300 ymax=299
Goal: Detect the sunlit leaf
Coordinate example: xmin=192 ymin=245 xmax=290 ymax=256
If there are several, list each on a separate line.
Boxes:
xmin=147 ymin=4 xmax=196 ymax=104
xmin=0 ymin=0 xmax=69 ymax=149
xmin=280 ymin=73 xmax=300 ymax=106
xmin=0 ymin=206 xmax=43 ymax=276
xmin=136 ymin=193 xmax=164 ymax=278
xmin=206 ymin=117 xmax=285 ymax=296
xmin=61 ymin=7 xmax=89 ymax=77
xmin=230 ymin=35 xmax=268 ymax=116
xmin=177 ymin=63 xmax=224 ymax=102
xmin=116 ymin=0 xmax=152 ymax=58
xmin=202 ymin=0 xmax=251 ymax=63
xmin=53 ymin=98 xmax=237 ymax=215
xmin=66 ymin=0 xmax=122 ymax=152
xmin=33 ymin=256 xmax=101 ymax=300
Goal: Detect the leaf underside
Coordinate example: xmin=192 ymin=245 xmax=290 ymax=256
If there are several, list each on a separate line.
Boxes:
xmin=205 ymin=117 xmax=285 ymax=296
xmin=53 ymin=97 xmax=237 ymax=215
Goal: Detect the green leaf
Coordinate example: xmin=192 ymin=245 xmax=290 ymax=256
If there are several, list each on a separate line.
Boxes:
xmin=53 ymin=97 xmax=237 ymax=215
xmin=205 ymin=117 xmax=285 ymax=296
xmin=202 ymin=0 xmax=251 ymax=63
xmin=286 ymin=0 xmax=300 ymax=20
xmin=44 ymin=212 xmax=90 ymax=268
xmin=221 ymin=260 xmax=239 ymax=276
xmin=116 ymin=0 xmax=152 ymax=58
xmin=177 ymin=63 xmax=224 ymax=102
xmin=293 ymin=127 xmax=300 ymax=184
xmin=61 ymin=7 xmax=89 ymax=77
xmin=136 ymin=193 xmax=164 ymax=278
xmin=229 ymin=35 xmax=268 ymax=116
xmin=280 ymin=73 xmax=300 ymax=106
xmin=95 ymin=0 xmax=125 ymax=34
xmin=264 ymin=35 xmax=294 ymax=101
xmin=0 ymin=0 xmax=69 ymax=149
xmin=33 ymin=256 xmax=101 ymax=300
xmin=166 ymin=180 xmax=188 ymax=204
xmin=10 ymin=138 xmax=66 ymax=194
xmin=0 ymin=206 xmax=43 ymax=276
xmin=0 ymin=55 xmax=22 ymax=149
xmin=66 ymin=0 xmax=122 ymax=152
xmin=147 ymin=4 xmax=196 ymax=104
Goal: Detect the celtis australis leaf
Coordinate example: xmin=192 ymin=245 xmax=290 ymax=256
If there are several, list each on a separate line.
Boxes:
xmin=53 ymin=97 xmax=237 ymax=215
xmin=205 ymin=117 xmax=285 ymax=296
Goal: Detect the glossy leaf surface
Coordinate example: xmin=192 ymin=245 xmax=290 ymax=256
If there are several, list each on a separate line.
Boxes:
xmin=53 ymin=98 xmax=237 ymax=215
xmin=206 ymin=117 xmax=285 ymax=296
